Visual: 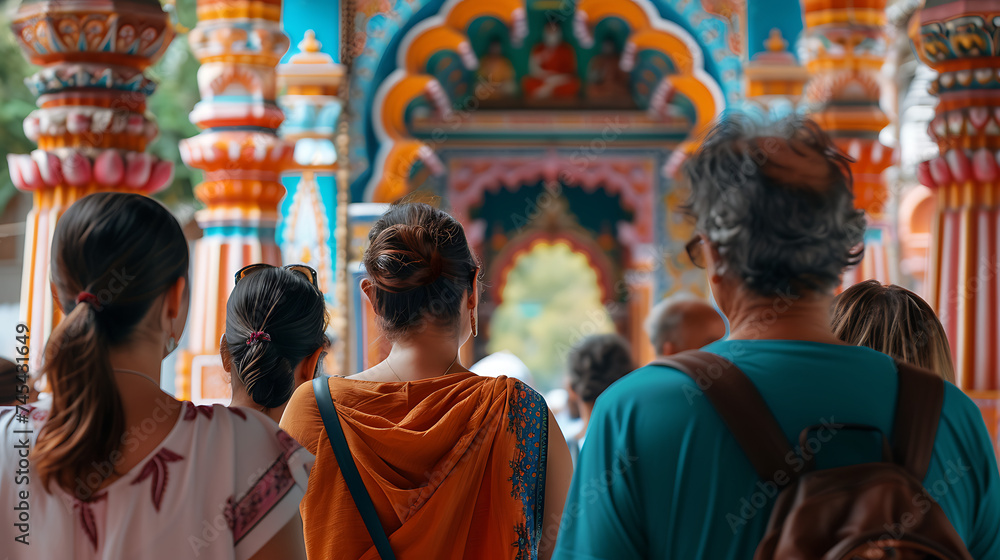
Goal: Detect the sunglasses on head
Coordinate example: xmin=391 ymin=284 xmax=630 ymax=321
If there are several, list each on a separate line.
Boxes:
xmin=234 ymin=263 xmax=319 ymax=288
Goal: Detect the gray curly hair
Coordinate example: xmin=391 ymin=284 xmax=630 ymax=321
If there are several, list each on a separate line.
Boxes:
xmin=682 ymin=116 xmax=866 ymax=296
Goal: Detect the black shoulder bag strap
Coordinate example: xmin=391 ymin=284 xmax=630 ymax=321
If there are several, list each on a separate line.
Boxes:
xmin=650 ymin=350 xmax=796 ymax=483
xmin=313 ymin=376 xmax=397 ymax=560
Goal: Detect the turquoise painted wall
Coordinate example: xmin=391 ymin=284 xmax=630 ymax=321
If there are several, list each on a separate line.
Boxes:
xmin=746 ymin=0 xmax=805 ymax=60
xmin=281 ymin=0 xmax=341 ymax=63
xmin=278 ymin=172 xmax=341 ymax=307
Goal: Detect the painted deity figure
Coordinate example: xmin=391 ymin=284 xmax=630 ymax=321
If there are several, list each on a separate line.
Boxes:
xmin=477 ymin=39 xmax=517 ymax=100
xmin=523 ymin=22 xmax=580 ymax=100
xmin=586 ymin=38 xmax=630 ymax=101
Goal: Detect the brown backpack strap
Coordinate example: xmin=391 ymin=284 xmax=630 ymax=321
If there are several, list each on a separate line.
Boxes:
xmin=652 ymin=350 xmax=795 ymax=482
xmin=892 ymin=361 xmax=945 ymax=480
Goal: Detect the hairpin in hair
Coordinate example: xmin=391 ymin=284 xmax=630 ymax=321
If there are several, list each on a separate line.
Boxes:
xmin=246 ymin=331 xmax=271 ymax=346
xmin=76 ymin=292 xmax=100 ymax=308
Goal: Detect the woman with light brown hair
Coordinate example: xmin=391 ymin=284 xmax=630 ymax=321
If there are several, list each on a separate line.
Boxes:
xmin=831 ymin=279 xmax=956 ymax=383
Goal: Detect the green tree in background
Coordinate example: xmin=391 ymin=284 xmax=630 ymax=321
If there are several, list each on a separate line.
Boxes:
xmin=0 ymin=0 xmax=202 ymax=216
xmin=147 ymin=0 xmax=201 ymax=214
xmin=0 ymin=2 xmax=37 ymax=213
xmin=488 ymin=242 xmax=615 ymax=391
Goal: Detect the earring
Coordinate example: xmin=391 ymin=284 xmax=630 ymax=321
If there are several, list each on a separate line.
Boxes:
xmin=471 ymin=315 xmax=478 ymax=338
xmin=166 ymin=334 xmax=178 ymax=354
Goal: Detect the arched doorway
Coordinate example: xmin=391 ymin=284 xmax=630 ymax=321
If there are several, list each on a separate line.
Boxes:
xmin=488 ymin=239 xmax=617 ymax=390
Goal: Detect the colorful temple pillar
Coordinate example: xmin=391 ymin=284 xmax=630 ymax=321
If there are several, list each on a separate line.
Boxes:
xmin=910 ymin=0 xmax=1000 ymax=444
xmin=176 ymin=0 xmax=293 ymax=400
xmin=742 ymin=29 xmax=810 ymax=119
xmin=7 ymin=0 xmax=175 ymax=372
xmin=278 ymin=30 xmax=345 ymax=316
xmin=276 ymin=30 xmax=346 ymax=365
xmin=802 ymin=0 xmax=896 ymax=285
xmin=740 ymin=0 xmax=807 ymax=119
xmin=279 ymin=0 xmax=353 ymax=376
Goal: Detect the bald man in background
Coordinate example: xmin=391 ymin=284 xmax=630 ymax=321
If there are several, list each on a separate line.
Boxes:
xmin=644 ymin=293 xmax=727 ymax=359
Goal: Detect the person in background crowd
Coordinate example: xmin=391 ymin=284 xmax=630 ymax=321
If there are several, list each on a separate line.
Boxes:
xmin=832 ymin=279 xmax=956 ymax=384
xmin=0 ymin=193 xmax=310 ymax=559
xmin=222 ymin=263 xmax=329 ymax=423
xmin=644 ymin=292 xmax=726 ymax=358
xmin=471 ymin=349 xmax=538 ymax=388
xmin=552 ymin=117 xmax=1000 ymax=559
xmin=545 ymin=385 xmax=583 ymax=448
xmin=282 ymin=202 xmax=572 ymax=560
xmin=564 ymin=334 xmax=634 ymax=463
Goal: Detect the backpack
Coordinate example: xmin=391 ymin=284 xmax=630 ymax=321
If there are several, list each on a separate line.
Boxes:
xmin=654 ymin=350 xmax=974 ymax=560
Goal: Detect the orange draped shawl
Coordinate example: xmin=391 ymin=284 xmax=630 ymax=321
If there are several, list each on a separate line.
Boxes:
xmin=280 ymin=372 xmax=549 ymax=560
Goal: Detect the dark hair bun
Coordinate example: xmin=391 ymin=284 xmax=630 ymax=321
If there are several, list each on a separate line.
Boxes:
xmin=237 ymin=340 xmax=296 ymax=409
xmin=367 ymin=224 xmax=446 ymax=293
xmin=363 ymin=203 xmax=479 ymax=340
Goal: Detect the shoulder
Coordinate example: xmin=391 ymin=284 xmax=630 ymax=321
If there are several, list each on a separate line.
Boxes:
xmin=201 ymin=404 xmax=314 ymax=506
xmin=598 ymin=363 xmax=708 ymax=418
xmin=193 ymin=404 xmax=313 ymax=558
xmin=279 ymin=380 xmax=324 ymax=454
xmin=180 ymin=402 xmax=308 ymax=467
xmin=586 ymin=363 xmax=710 ymax=454
xmin=285 ymin=378 xmax=320 ymax=414
xmin=890 ymin=364 xmax=990 ymax=454
xmin=940 ymin=380 xmax=987 ymax=421
xmin=591 ymin=357 xmax=766 ymax=458
xmin=937 ymin=380 xmax=995 ymax=448
xmin=179 ymin=401 xmax=266 ymax=436
xmin=506 ymin=377 xmax=548 ymax=414
xmin=497 ymin=377 xmax=549 ymax=420
xmin=507 ymin=378 xmax=546 ymax=403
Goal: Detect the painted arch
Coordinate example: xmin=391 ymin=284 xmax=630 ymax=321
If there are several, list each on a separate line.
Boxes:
xmin=362 ymin=0 xmax=726 ymax=203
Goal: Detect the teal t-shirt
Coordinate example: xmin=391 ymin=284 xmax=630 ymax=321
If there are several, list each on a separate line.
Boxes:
xmin=552 ymin=340 xmax=1000 ymax=559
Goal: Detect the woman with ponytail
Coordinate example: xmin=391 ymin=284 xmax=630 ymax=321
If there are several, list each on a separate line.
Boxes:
xmin=222 ymin=264 xmax=329 ymax=422
xmin=0 ymin=193 xmax=310 ymax=559
xmin=281 ymin=202 xmax=572 ymax=560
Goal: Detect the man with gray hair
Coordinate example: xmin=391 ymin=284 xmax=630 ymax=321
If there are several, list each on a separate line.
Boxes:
xmin=554 ymin=116 xmax=1000 ymax=559
xmin=644 ymin=292 xmax=726 ymax=359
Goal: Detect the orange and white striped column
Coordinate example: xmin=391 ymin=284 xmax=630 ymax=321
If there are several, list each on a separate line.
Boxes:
xmin=910 ymin=0 xmax=1000 ymax=451
xmin=176 ymin=0 xmax=293 ymax=400
xmin=7 ymin=0 xmax=175 ymax=373
xmin=801 ymin=0 xmax=895 ymax=286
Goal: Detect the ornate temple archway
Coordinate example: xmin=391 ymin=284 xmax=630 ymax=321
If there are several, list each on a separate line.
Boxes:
xmin=348 ymin=0 xmax=733 ymax=372
xmin=364 ymin=0 xmax=725 ymax=202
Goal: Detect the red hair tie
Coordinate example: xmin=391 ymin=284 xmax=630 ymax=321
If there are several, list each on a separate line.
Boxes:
xmin=246 ymin=331 xmax=271 ymax=346
xmin=76 ymin=292 xmax=100 ymax=307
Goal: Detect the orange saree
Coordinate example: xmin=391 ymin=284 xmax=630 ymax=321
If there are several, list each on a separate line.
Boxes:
xmin=280 ymin=372 xmax=549 ymax=560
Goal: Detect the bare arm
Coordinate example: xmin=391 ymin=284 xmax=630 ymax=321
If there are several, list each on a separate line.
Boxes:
xmin=249 ymin=514 xmax=306 ymax=560
xmin=539 ymin=409 xmax=573 ymax=560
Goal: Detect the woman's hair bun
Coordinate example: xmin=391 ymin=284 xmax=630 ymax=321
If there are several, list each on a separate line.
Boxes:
xmin=367 ymin=223 xmax=446 ymax=293
xmin=363 ymin=203 xmax=479 ymax=340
